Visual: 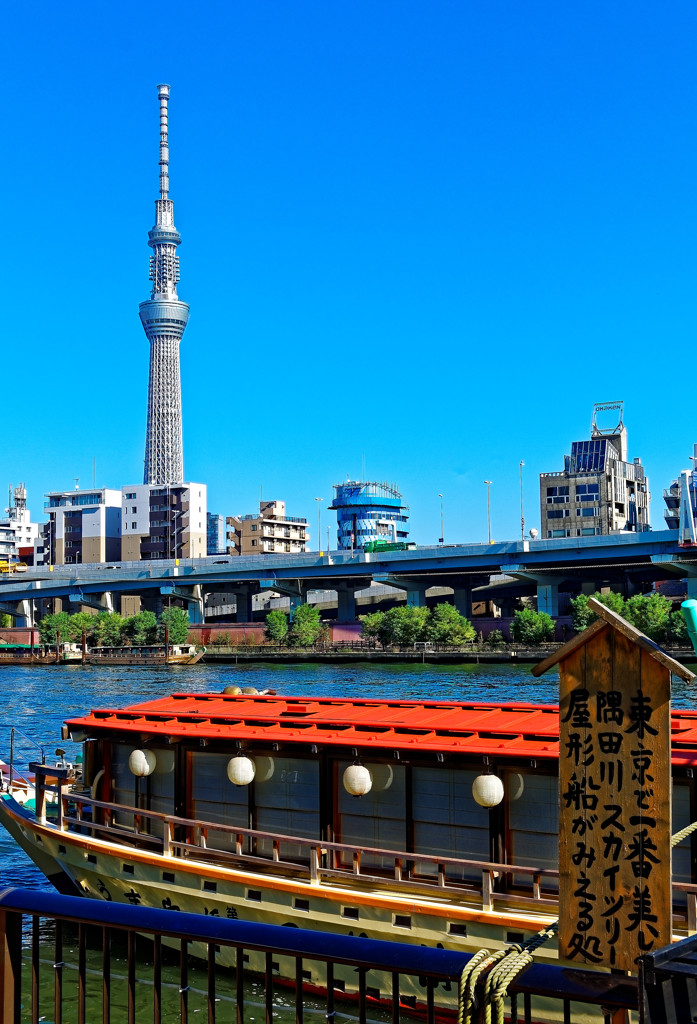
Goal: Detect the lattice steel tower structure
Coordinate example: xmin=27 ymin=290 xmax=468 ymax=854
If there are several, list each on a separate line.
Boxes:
xmin=139 ymin=83 xmax=189 ymax=485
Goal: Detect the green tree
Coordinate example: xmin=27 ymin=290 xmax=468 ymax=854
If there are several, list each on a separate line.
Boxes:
xmin=288 ymin=603 xmax=323 ymax=647
xmin=485 ymin=628 xmax=506 ymax=647
xmin=38 ymin=612 xmax=73 ymax=645
xmin=429 ymin=603 xmax=476 ymax=645
xmin=64 ymin=611 xmax=98 ymax=644
xmin=123 ymin=610 xmax=158 ymax=645
xmin=359 ymin=612 xmax=385 ymax=646
xmin=380 ymin=606 xmax=431 ymax=646
xmin=265 ymin=610 xmax=289 ymax=645
xmin=510 ymin=608 xmax=555 ymax=644
xmin=624 ymin=593 xmax=672 ymax=644
xmin=569 ymin=591 xmax=626 ymax=633
xmin=91 ymin=612 xmax=126 ymax=647
xmin=0 ymin=613 xmax=10 ymax=628
xmin=158 ymin=606 xmax=190 ymax=644
xmin=669 ymin=609 xmax=689 ymax=646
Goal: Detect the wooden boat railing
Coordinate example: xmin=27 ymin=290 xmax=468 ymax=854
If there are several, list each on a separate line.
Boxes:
xmin=31 ymin=784 xmax=697 ymax=926
xmin=50 ymin=787 xmax=553 ymax=914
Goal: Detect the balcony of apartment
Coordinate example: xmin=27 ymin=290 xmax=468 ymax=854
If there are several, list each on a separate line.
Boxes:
xmin=140 ymin=540 xmax=167 ymax=555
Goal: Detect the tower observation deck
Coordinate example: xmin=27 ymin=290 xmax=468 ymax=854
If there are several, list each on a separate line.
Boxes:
xmin=139 ymin=84 xmax=190 ymax=486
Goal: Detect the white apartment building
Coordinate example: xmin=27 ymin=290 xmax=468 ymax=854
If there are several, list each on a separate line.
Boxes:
xmin=121 ymin=483 xmax=207 ymax=561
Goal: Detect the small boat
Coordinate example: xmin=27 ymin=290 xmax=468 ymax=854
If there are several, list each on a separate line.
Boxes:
xmin=85 ymin=643 xmax=205 ymax=665
xmin=0 ymin=642 xmax=83 ymax=665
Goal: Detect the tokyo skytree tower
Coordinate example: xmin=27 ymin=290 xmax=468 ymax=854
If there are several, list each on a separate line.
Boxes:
xmin=140 ymin=84 xmax=190 ymax=485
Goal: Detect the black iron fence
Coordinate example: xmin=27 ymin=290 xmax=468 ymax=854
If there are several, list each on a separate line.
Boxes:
xmin=0 ymin=887 xmax=641 ymax=1024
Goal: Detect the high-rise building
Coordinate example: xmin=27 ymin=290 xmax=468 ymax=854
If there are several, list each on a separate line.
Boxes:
xmin=329 ymin=481 xmax=410 ymax=551
xmin=140 ymin=84 xmax=190 ymax=487
xmin=539 ymin=402 xmax=650 ymax=539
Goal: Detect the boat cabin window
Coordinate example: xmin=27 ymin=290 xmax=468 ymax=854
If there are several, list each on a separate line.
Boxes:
xmin=111 ymin=743 xmax=175 ymax=838
xmin=335 ymin=761 xmax=406 ymax=870
xmin=412 ymin=767 xmax=490 ymax=880
xmin=507 ymin=771 xmax=558 ymax=888
xmin=190 ymin=752 xmax=249 ymax=850
xmin=254 ymin=756 xmax=320 ymax=861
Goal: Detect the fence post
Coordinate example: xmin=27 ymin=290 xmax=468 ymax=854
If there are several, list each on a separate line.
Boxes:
xmin=0 ymin=907 xmax=22 ymax=1023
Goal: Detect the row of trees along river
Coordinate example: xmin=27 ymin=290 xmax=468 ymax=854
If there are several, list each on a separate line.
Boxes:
xmin=11 ymin=590 xmax=688 ymax=651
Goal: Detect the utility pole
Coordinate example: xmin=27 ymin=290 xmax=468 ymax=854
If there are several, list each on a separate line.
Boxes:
xmin=520 ymin=461 xmax=525 ymax=542
xmin=484 ymin=481 xmax=492 ymax=544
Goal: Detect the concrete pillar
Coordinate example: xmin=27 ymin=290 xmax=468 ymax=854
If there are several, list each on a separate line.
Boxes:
xmin=101 ymin=591 xmax=115 ymax=614
xmin=14 ymin=600 xmax=33 ymax=628
xmin=289 ymin=594 xmax=303 ymax=620
xmin=406 ymin=588 xmax=427 ymax=608
xmin=188 ymin=586 xmax=204 ymax=625
xmin=537 ymin=582 xmax=559 ymax=617
xmin=452 ymin=588 xmax=473 ymax=618
xmin=235 ymin=589 xmax=254 ymax=623
xmin=336 ymin=588 xmax=358 ymax=623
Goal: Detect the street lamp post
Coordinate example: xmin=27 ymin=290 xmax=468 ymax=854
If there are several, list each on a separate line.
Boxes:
xmin=520 ymin=460 xmax=525 ymax=542
xmin=484 ymin=480 xmax=492 ymax=544
xmin=315 ymin=497 xmax=323 ymax=554
xmin=438 ymin=493 xmax=444 ymax=544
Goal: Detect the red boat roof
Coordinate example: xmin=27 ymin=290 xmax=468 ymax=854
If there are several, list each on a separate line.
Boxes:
xmin=65 ymin=693 xmax=697 ymax=766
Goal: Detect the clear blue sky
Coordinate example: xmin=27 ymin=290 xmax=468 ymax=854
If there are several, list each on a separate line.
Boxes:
xmin=3 ymin=1 xmax=697 ymax=546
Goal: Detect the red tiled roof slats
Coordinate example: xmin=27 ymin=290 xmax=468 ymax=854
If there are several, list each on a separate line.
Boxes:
xmin=63 ymin=693 xmax=697 ymax=765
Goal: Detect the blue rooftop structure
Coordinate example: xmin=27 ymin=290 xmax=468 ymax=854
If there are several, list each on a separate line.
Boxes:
xmin=329 ymin=481 xmax=409 ymax=551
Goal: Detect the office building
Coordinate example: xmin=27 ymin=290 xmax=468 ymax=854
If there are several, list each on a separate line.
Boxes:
xmin=121 ymin=483 xmax=207 ymax=561
xmin=207 ymin=513 xmax=225 ymax=555
xmin=226 ymin=500 xmax=309 ymax=556
xmin=539 ymin=402 xmax=650 ymax=539
xmin=329 ymin=481 xmax=410 ymax=551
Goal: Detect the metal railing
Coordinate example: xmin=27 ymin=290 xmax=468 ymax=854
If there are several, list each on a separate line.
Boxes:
xmin=0 ymin=886 xmax=640 ymax=1024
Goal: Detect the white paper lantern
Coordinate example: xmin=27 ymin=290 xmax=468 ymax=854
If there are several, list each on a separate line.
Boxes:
xmin=472 ymin=773 xmax=504 ymax=807
xmin=343 ymin=764 xmax=372 ymax=797
xmin=366 ymin=763 xmax=393 ymax=792
xmin=254 ymin=755 xmax=275 ymax=783
xmin=227 ymin=755 xmax=256 ymax=786
xmin=508 ymin=773 xmax=525 ymax=802
xmin=154 ymin=749 xmax=176 ymax=775
xmin=129 ymin=749 xmax=156 ymax=777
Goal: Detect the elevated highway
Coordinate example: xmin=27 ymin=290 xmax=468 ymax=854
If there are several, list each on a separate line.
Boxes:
xmin=0 ymin=530 xmax=695 ymax=626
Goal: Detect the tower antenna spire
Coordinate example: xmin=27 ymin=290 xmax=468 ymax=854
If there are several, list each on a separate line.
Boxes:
xmin=139 ymin=84 xmax=190 ymax=486
xmin=158 ymin=83 xmax=170 ymax=200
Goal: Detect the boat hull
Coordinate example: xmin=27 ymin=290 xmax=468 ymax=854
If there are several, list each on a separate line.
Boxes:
xmin=0 ymin=793 xmax=607 ymax=1023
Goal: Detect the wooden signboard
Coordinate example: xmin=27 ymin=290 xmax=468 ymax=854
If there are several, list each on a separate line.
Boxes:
xmin=534 ymin=599 xmax=694 ymax=972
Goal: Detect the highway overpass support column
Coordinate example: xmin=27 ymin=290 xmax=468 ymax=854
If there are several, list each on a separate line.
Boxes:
xmin=160 ymin=585 xmax=204 ymax=625
xmin=260 ymin=580 xmax=305 ymax=620
xmin=336 ymin=585 xmax=363 ymax=622
xmin=452 ymin=588 xmax=473 ymax=618
xmin=507 ymin=568 xmax=561 ymax=618
xmin=372 ymin=575 xmax=428 ymax=608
